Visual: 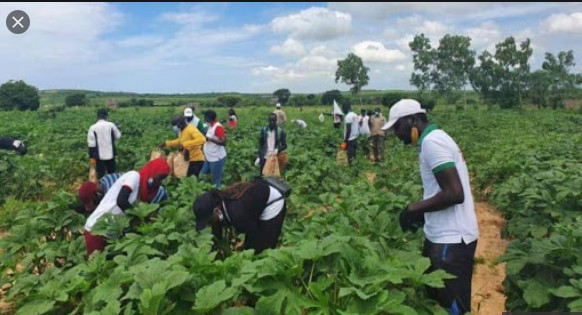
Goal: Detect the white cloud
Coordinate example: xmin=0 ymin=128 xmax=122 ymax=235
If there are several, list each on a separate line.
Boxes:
xmin=383 ymin=29 xmax=400 ymax=40
xmin=396 ymin=34 xmax=416 ymax=52
xmin=543 ymin=12 xmax=582 ymax=34
xmin=328 ymin=2 xmax=579 ymax=21
xmin=396 ymin=65 xmax=406 ymax=71
xmin=117 ymin=35 xmax=165 ymax=48
xmin=466 ymin=22 xmax=503 ymax=51
xmin=271 ymin=7 xmax=352 ymax=41
xmin=270 ymin=38 xmax=305 ymax=57
xmin=397 ymin=15 xmax=451 ymax=40
xmin=159 ymin=9 xmax=218 ymax=28
xmin=353 ymin=41 xmax=406 ymax=63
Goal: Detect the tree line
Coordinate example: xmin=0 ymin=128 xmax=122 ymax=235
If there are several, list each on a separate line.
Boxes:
xmin=409 ymin=34 xmax=582 ymax=109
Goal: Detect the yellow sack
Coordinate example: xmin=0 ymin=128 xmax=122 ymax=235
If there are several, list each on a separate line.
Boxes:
xmin=166 ymin=152 xmax=176 ymax=176
xmin=277 ymin=152 xmax=288 ymax=172
xmin=173 ymin=152 xmax=189 ymax=178
xmin=89 ymin=165 xmax=98 ymax=183
xmin=336 ymin=150 xmax=348 ymax=166
xmin=150 ymin=149 xmax=166 ymax=161
xmin=262 ymin=155 xmax=280 ymax=177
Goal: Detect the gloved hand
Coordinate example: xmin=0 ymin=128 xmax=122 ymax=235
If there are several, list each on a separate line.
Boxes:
xmin=272 ymin=148 xmax=278 ymax=156
xmin=90 ymin=158 xmax=97 ymax=166
xmin=340 ymin=142 xmax=348 ymax=151
xmin=254 ymin=157 xmax=260 ymax=166
xmin=398 ymin=207 xmax=425 ymax=233
xmin=158 ymin=143 xmax=166 ymax=149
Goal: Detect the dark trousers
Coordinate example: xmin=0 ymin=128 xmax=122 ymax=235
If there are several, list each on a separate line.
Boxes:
xmin=372 ymin=135 xmax=385 ymax=161
xmin=422 ymin=239 xmax=477 ymax=315
xmin=244 ymin=203 xmax=286 ymax=255
xmin=96 ymin=159 xmax=116 ymax=179
xmin=347 ymin=139 xmax=357 ymax=164
xmin=188 ymin=161 xmax=204 ymax=177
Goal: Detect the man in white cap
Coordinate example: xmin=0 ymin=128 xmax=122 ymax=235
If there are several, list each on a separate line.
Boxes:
xmin=273 ymin=103 xmax=287 ymax=126
xmin=184 ymin=107 xmax=206 ymax=135
xmin=382 ymin=99 xmax=478 ymax=314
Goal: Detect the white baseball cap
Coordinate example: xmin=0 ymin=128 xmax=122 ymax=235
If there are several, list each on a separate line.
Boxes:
xmin=184 ymin=108 xmax=193 ymax=117
xmin=381 ymin=99 xmax=426 ymax=131
xmin=276 ymin=103 xmax=281 ymax=108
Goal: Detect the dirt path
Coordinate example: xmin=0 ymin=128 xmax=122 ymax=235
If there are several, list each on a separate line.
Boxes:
xmin=471 ymin=202 xmax=509 ymax=314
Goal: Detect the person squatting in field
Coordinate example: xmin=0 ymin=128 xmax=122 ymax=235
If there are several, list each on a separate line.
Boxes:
xmin=74 ymin=173 xmax=168 ymax=215
xmin=0 ymin=137 xmax=27 ymax=155
xmin=193 ymin=179 xmax=287 ymax=255
xmin=83 ymin=158 xmax=170 ymax=256
xmin=384 ymin=99 xmax=479 ymax=315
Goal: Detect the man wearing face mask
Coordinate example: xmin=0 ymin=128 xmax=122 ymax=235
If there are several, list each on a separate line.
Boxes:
xmin=159 ymin=115 xmax=206 ymax=177
xmin=369 ymin=107 xmax=387 ymax=162
xmin=257 ymin=113 xmax=288 ymax=176
xmin=381 ymin=99 xmax=478 ymax=314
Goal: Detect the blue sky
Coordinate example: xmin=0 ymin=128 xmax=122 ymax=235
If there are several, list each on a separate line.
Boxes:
xmin=1 ymin=2 xmax=582 ymax=93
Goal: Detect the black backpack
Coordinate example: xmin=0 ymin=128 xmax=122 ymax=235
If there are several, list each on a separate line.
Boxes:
xmin=264 ymin=176 xmax=292 ymax=206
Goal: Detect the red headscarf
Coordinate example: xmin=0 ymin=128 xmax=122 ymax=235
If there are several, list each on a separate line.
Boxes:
xmin=78 ymin=181 xmax=98 ymax=213
xmin=138 ymin=158 xmax=170 ymax=202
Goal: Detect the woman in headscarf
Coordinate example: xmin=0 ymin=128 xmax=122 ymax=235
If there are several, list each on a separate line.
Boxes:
xmin=83 ymin=158 xmax=170 ymax=255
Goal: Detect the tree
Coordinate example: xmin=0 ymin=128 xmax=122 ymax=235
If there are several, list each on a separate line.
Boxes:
xmin=471 ymin=37 xmax=532 ymax=108
xmin=335 ymin=53 xmax=370 ymax=103
xmin=321 ymin=90 xmax=343 ymax=105
xmin=409 ymin=34 xmax=436 ymax=94
xmin=529 ymin=70 xmax=551 ymax=109
xmin=0 ymin=80 xmax=40 ymax=111
xmin=381 ymin=92 xmax=406 ymax=107
xmin=434 ymin=34 xmax=475 ymax=106
xmin=541 ymin=50 xmax=582 ymax=109
xmin=273 ymin=89 xmax=291 ymax=105
xmin=217 ymin=96 xmax=241 ymax=107
xmin=65 ymin=93 xmax=87 ymax=107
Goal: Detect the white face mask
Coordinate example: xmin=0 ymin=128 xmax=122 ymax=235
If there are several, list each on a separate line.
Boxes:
xmin=173 ymin=126 xmax=179 ymax=136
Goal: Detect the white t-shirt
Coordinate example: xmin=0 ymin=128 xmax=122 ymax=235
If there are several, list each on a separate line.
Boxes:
xmin=359 ymin=115 xmax=371 ymax=136
xmin=85 ymin=171 xmax=140 ymax=232
xmin=419 ymin=126 xmax=479 ymax=244
xmin=203 ymin=122 xmax=227 ymax=162
xmin=344 ymin=112 xmax=360 ymax=141
xmin=88 ymin=119 xmax=121 ymax=160
xmin=260 ymin=186 xmax=284 ymax=221
xmin=265 ymin=130 xmax=276 ymax=158
xmin=294 ymin=119 xmax=307 ymax=129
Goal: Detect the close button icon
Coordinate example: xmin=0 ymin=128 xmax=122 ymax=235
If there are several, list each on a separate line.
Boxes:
xmin=6 ymin=10 xmax=30 ymax=34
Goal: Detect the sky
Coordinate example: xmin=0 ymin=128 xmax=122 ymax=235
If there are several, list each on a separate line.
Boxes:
xmin=1 ymin=2 xmax=582 ymax=94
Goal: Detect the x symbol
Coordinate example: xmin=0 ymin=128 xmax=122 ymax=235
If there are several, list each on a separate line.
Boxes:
xmin=12 ymin=16 xmax=23 ymax=28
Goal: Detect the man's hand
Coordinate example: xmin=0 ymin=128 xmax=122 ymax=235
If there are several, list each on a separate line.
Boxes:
xmin=158 ymin=143 xmax=166 ymax=149
xmin=398 ymin=206 xmax=424 ymax=233
xmin=90 ymin=158 xmax=97 ymax=166
xmin=340 ymin=142 xmax=347 ymax=151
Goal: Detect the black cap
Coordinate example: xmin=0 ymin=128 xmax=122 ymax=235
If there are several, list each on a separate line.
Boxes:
xmin=193 ymin=192 xmax=219 ymax=231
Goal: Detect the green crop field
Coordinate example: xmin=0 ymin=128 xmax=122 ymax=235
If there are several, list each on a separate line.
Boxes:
xmin=0 ymin=105 xmax=581 ymax=314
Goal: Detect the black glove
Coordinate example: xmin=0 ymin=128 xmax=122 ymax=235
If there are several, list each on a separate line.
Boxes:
xmin=183 ymin=149 xmax=190 ymax=161
xmin=399 ymin=208 xmax=425 ymax=233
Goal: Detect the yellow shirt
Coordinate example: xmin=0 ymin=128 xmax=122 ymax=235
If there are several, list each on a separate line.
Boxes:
xmin=165 ymin=124 xmax=206 ymax=162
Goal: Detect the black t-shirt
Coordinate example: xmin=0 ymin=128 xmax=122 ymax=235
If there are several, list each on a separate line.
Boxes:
xmin=223 ymin=181 xmax=270 ymax=233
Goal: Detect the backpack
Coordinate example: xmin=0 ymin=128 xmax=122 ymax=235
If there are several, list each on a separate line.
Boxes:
xmin=264 ymin=176 xmax=292 ymax=206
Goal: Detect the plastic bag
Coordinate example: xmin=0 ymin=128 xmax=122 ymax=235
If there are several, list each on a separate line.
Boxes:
xmin=89 ymin=165 xmax=98 ymax=183
xmin=262 ymin=155 xmax=280 ymax=177
xmin=150 ymin=149 xmax=166 ymax=161
xmin=173 ymin=153 xmax=189 ymax=178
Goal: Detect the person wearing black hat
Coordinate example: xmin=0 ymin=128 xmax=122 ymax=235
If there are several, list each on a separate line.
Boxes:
xmin=87 ymin=109 xmax=121 ymax=178
xmin=0 ymin=137 xmax=27 ymax=155
xmin=193 ymin=179 xmax=287 ymax=255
